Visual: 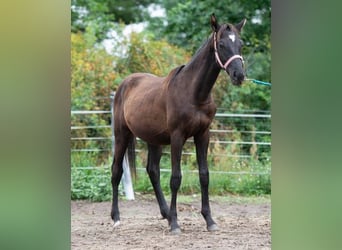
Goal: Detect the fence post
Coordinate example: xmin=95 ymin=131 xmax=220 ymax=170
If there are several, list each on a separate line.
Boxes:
xmin=110 ymin=92 xmax=135 ymax=200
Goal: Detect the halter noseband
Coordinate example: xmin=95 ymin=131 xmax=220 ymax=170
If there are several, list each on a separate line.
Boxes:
xmin=213 ymin=32 xmax=244 ymax=71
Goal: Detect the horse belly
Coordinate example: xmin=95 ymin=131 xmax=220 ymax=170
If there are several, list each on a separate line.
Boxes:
xmin=137 ymin=129 xmax=171 ymax=145
xmin=129 ymin=119 xmax=170 ymax=145
xmin=123 ymin=95 xmax=170 ymax=145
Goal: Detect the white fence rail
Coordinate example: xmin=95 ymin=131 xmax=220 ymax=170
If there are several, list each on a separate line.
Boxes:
xmin=71 ymin=111 xmax=271 ymax=158
xmin=71 ymin=111 xmax=271 ymax=153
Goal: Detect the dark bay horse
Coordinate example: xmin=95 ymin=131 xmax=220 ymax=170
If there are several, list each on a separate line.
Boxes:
xmin=111 ymin=14 xmax=246 ymax=234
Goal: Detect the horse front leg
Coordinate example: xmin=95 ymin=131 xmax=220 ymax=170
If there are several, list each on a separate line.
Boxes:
xmin=194 ymin=130 xmax=218 ymax=231
xmin=168 ymin=133 xmax=185 ymax=234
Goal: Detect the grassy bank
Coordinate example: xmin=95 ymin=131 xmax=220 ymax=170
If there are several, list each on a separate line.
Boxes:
xmin=71 ymin=152 xmax=270 ymax=202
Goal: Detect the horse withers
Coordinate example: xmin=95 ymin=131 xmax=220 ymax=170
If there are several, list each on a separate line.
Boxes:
xmin=111 ymin=13 xmax=246 ymax=234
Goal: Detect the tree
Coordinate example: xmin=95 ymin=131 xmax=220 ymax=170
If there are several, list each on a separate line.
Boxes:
xmin=71 ymin=0 xmax=156 ymax=41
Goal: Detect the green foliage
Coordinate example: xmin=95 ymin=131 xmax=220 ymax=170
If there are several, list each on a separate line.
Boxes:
xmin=71 ymin=152 xmax=112 ymax=201
xmin=116 ymin=32 xmax=191 ymax=77
xmin=71 ymin=153 xmax=112 ymax=201
xmin=71 ymin=0 xmax=155 ymax=41
xmin=71 ymin=32 xmax=116 ymax=110
xmin=149 ymin=0 xmax=270 ymax=50
xmin=71 ymin=0 xmax=115 ymax=41
xmin=71 ymin=166 xmax=112 ymax=201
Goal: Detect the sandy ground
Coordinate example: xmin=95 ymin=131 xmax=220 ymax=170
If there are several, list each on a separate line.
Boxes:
xmin=71 ymin=194 xmax=270 ymax=249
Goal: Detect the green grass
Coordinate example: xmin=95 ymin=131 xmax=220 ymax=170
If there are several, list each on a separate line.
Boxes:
xmin=71 ymin=152 xmax=271 ymax=201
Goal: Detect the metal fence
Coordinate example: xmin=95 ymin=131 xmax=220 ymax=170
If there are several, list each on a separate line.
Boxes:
xmin=71 ymin=99 xmax=271 ymax=199
xmin=71 ymin=111 xmax=271 ymax=165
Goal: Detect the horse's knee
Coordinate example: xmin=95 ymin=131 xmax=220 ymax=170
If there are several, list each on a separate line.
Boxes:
xmin=147 ymin=165 xmax=158 ymax=179
xmin=111 ymin=165 xmax=123 ymax=185
xmin=199 ymin=170 xmax=209 ymax=186
xmin=170 ymin=174 xmax=182 ymax=191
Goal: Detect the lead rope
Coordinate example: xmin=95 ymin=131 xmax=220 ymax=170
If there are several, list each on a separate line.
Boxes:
xmin=245 ymin=78 xmax=271 ymax=86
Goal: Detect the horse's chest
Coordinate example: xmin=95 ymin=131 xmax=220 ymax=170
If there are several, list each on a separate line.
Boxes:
xmin=179 ymin=109 xmax=215 ymax=136
xmin=167 ymin=100 xmax=216 ymax=137
xmin=194 ymin=111 xmax=214 ymax=128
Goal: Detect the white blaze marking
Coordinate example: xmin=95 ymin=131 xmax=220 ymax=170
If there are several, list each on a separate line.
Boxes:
xmin=229 ymin=34 xmax=236 ymax=42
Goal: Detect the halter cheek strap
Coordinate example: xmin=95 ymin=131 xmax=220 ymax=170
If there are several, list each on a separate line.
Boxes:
xmin=214 ymin=32 xmax=244 ymax=71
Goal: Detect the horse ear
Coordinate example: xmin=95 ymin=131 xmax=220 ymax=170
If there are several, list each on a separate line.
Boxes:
xmin=210 ymin=13 xmax=219 ymax=32
xmin=235 ymin=18 xmax=247 ymax=33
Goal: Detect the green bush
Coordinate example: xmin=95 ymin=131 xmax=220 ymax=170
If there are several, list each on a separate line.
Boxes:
xmin=71 ymin=166 xmax=112 ymax=201
xmin=71 ymin=153 xmax=112 ymax=201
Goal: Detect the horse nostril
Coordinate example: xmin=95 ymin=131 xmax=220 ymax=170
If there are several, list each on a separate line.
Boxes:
xmin=237 ymin=72 xmax=245 ymax=81
xmin=233 ymin=71 xmax=244 ymax=81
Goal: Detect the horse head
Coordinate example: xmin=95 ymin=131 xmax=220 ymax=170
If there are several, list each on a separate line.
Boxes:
xmin=211 ymin=14 xmax=246 ymax=86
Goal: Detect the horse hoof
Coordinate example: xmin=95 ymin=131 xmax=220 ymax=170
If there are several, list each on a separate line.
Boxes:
xmin=170 ymin=227 xmax=181 ymax=235
xmin=113 ymin=220 xmax=121 ymax=228
xmin=207 ymin=224 xmax=219 ymax=232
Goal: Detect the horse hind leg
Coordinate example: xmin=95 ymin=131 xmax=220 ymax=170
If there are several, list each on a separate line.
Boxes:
xmin=146 ymin=144 xmax=169 ymax=219
xmin=111 ymin=131 xmax=133 ymax=227
xmin=168 ymin=133 xmax=185 ymax=234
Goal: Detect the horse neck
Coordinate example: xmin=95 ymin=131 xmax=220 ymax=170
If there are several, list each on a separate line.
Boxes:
xmin=184 ymin=35 xmax=221 ymax=104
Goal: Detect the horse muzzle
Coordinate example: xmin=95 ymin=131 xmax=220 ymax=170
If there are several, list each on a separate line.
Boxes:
xmin=227 ymin=68 xmax=245 ymax=86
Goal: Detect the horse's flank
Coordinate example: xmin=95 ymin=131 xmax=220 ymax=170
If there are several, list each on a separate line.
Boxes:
xmin=115 ymin=65 xmax=186 ymax=145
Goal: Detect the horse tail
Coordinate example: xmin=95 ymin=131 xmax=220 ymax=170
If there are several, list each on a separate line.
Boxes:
xmin=127 ymin=136 xmax=136 ymax=179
